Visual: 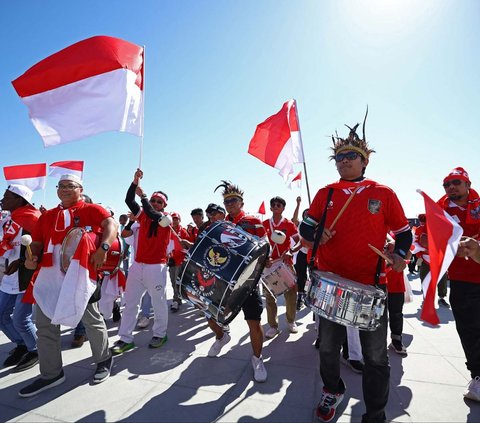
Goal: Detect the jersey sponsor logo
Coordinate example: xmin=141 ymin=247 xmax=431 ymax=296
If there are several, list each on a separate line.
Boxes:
xmin=204 ymin=245 xmax=231 ymax=270
xmin=368 ymin=199 xmax=382 ymax=214
xmin=327 ymin=200 xmax=334 ymax=210
xmin=220 ymin=228 xmax=247 ymax=248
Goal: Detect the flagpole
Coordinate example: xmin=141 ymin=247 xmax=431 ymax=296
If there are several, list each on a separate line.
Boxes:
xmin=293 ymin=99 xmax=312 ymax=205
xmin=139 ymin=44 xmax=146 ymax=169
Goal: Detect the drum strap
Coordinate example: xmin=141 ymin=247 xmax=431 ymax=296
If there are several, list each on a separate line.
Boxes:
xmin=309 ymin=188 xmax=334 ymax=269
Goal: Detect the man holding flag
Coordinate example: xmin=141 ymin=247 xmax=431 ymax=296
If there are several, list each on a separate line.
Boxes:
xmin=436 ymin=167 xmax=480 ymax=402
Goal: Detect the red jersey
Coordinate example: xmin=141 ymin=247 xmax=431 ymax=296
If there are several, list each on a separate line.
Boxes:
xmin=186 ymin=225 xmax=199 ymax=243
xmin=385 ymin=267 xmax=405 ymax=293
xmin=308 ymin=179 xmax=409 ymax=285
xmin=226 ymin=211 xmax=266 ymax=238
xmin=262 ymin=217 xmax=298 ymax=260
xmin=170 ymin=225 xmax=189 ymax=266
xmin=441 ymin=200 xmax=480 ymax=283
xmin=134 ymin=211 xmax=171 ymax=264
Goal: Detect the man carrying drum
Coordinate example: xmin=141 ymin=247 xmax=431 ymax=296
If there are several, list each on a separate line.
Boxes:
xmin=206 ymin=181 xmax=268 ymax=383
xmin=299 ymin=113 xmax=411 ymax=423
xmin=262 ymin=196 xmax=299 ymax=338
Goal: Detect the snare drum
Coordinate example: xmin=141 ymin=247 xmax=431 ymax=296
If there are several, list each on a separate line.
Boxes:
xmin=305 ymin=271 xmax=386 ymax=331
xmin=178 ymin=221 xmax=270 ymax=324
xmin=261 ymin=259 xmax=296 ymax=296
xmin=61 ymin=227 xmax=123 ymax=275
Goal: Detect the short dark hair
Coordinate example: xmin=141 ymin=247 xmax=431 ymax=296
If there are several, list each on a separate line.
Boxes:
xmin=191 ymin=208 xmax=203 ymax=216
xmin=153 ymin=190 xmax=168 ymax=200
xmin=270 ymin=196 xmax=286 ymax=207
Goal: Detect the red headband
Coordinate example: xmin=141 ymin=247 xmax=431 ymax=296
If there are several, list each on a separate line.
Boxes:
xmin=443 ymin=167 xmax=470 ymax=184
xmin=151 ymin=192 xmax=167 ymax=206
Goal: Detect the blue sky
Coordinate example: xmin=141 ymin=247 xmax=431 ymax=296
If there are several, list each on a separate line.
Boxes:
xmin=1 ymin=0 xmax=478 ymax=223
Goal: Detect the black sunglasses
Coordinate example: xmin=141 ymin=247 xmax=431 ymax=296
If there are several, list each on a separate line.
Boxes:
xmin=334 ymin=151 xmax=361 ymax=162
xmin=443 ymin=179 xmax=462 ymax=189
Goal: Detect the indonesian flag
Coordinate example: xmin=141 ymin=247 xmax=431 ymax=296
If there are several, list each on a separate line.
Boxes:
xmin=288 ymin=171 xmax=302 ymax=189
xmin=12 ymin=35 xmax=144 ymax=147
xmin=248 ymin=99 xmax=304 ymax=180
xmin=417 ymin=189 xmax=463 ymax=325
xmin=3 ymin=163 xmax=47 ymax=191
xmin=258 ymin=201 xmax=266 ymax=215
xmin=49 ymin=160 xmax=84 ymax=179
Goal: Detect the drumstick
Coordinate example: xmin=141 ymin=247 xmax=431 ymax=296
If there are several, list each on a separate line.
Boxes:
xmin=329 ymin=187 xmax=360 ymax=231
xmin=368 ymin=243 xmax=393 ymax=265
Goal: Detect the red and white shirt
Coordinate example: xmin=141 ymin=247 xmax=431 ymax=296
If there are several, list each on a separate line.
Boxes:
xmin=262 ymin=217 xmax=298 ymax=260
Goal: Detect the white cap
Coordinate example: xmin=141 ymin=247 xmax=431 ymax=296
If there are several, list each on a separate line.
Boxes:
xmin=59 ymin=174 xmax=83 ymax=187
xmin=7 ymin=184 xmax=33 ymax=204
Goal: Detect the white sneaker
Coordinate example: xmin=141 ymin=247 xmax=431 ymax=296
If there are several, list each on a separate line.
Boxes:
xmin=207 ymin=333 xmax=231 ymax=357
xmin=287 ymin=322 xmax=298 ymax=333
xmin=265 ymin=326 xmax=280 ymax=339
xmin=251 ymin=355 xmax=267 ymax=382
xmin=136 ymin=316 xmax=150 ymax=329
xmin=464 ymin=376 xmax=480 ymax=401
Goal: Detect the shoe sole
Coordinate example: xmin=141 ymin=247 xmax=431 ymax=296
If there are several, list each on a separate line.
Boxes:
xmin=464 ymin=393 xmax=480 ymax=402
xmin=93 ymin=359 xmax=113 ymax=385
xmin=18 ymin=375 xmax=66 ymax=398
xmin=388 ymin=344 xmax=408 ymax=356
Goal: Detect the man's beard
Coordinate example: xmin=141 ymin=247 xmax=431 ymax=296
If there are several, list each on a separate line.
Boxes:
xmin=448 ymin=193 xmax=462 ymax=201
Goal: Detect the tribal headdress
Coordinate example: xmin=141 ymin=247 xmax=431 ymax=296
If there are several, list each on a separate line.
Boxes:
xmin=329 ymin=107 xmax=375 ymax=160
xmin=214 ymin=180 xmax=244 ymax=200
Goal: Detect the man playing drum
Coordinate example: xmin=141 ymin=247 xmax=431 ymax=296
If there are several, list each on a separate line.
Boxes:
xmin=262 ymin=196 xmax=299 ymax=338
xmin=206 ymin=181 xmax=268 ymax=383
xmin=19 ymin=174 xmax=117 ymax=397
xmin=299 ymin=113 xmax=411 ymax=423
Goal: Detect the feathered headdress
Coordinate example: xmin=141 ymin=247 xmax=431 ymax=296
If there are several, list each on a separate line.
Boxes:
xmin=330 ymin=107 xmax=375 ymax=160
xmin=214 ymin=180 xmax=244 ymax=200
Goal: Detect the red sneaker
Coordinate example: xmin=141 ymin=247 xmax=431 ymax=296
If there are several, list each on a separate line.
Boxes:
xmin=316 ymin=388 xmax=344 ymax=422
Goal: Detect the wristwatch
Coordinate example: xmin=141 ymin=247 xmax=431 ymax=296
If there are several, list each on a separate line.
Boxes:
xmin=100 ymin=243 xmax=110 ymax=252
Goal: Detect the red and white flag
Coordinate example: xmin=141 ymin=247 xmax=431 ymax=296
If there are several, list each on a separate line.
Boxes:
xmin=288 ymin=171 xmax=302 ymax=190
xmin=49 ymin=160 xmax=84 ymax=179
xmin=417 ymin=189 xmax=463 ymax=325
xmin=3 ymin=163 xmax=47 ymax=191
xmin=12 ymin=35 xmax=144 ymax=147
xmin=258 ymin=201 xmax=266 ymax=215
xmin=248 ymin=99 xmax=304 ymax=180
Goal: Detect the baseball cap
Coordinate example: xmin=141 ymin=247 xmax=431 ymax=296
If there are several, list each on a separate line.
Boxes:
xmin=7 ymin=184 xmax=33 ymax=204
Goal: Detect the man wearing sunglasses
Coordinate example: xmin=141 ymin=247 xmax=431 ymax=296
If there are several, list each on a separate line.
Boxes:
xmin=111 ymin=169 xmax=171 ymax=355
xmin=436 ymin=167 xmax=480 ymax=402
xmin=299 ymin=119 xmax=411 ymax=423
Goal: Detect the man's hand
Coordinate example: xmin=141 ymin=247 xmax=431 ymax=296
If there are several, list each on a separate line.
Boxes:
xmin=180 ymin=239 xmax=193 ymax=249
xmin=4 ymin=259 xmax=20 ymax=275
xmin=320 ymin=228 xmax=336 ymax=245
xmin=133 ymin=168 xmax=143 ymax=185
xmin=296 ymin=196 xmax=301 ymax=205
xmin=90 ymin=248 xmax=107 ymax=270
xmin=387 ymin=252 xmax=407 ymax=272
xmin=127 ymin=211 xmax=137 ymax=222
xmin=25 ymin=256 xmax=38 ymax=270
xmin=459 ymin=236 xmax=480 ymax=263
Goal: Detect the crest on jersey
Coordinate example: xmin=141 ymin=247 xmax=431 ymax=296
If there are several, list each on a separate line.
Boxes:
xmin=368 ymin=199 xmax=382 ymax=215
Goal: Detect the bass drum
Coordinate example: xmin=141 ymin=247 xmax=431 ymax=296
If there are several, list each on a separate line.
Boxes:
xmin=60 ymin=227 xmax=123 ymax=275
xmin=178 ymin=221 xmax=270 ymax=325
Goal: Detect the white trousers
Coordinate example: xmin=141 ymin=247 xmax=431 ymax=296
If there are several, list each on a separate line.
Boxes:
xmin=118 ymin=262 xmax=168 ymax=343
xmin=346 ymin=326 xmax=363 ymax=361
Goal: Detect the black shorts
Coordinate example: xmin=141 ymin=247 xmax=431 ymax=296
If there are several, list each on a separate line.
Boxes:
xmin=241 ymin=288 xmax=263 ymax=321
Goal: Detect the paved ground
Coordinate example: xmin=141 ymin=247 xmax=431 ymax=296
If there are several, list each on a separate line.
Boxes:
xmin=0 ymin=273 xmax=479 ymax=422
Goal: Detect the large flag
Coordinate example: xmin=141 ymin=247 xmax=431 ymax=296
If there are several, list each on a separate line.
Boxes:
xmin=49 ymin=161 xmax=84 ymax=179
xmin=3 ymin=163 xmax=47 ymax=191
xmin=418 ymin=189 xmax=463 ymax=325
xmin=248 ymin=99 xmax=304 ymax=180
xmin=288 ymin=171 xmax=302 ymax=190
xmin=12 ymin=35 xmax=144 ymax=147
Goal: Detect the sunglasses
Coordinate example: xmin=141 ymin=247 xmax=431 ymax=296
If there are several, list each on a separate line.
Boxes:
xmin=334 ymin=151 xmax=362 ymax=162
xmin=223 ymin=198 xmax=240 ymax=205
xmin=443 ymin=179 xmax=463 ymax=188
xmin=150 ymin=199 xmax=164 ymax=204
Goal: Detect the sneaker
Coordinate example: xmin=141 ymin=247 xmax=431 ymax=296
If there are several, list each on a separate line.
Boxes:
xmin=296 ymin=293 xmax=305 ymax=311
xmin=341 ymin=356 xmax=364 ymax=374
xmin=251 ymin=355 xmax=267 ymax=382
xmin=3 ymin=345 xmax=28 ymax=367
xmin=111 ymin=340 xmax=135 ymax=355
xmin=389 ymin=340 xmax=408 ymax=356
xmin=464 ymin=376 xmax=480 ymax=402
xmin=170 ymin=301 xmax=179 ymax=313
xmin=438 ymin=298 xmax=450 ymax=308
xmin=265 ymin=326 xmax=280 ymax=339
xmin=112 ymin=302 xmax=122 ymax=322
xmin=316 ymin=388 xmax=344 ymax=422
xmin=18 ymin=370 xmax=66 ymax=398
xmin=149 ymin=335 xmax=168 ymax=349
xmin=287 ymin=322 xmax=298 ymax=334
xmin=71 ymin=334 xmax=87 ymax=348
xmin=136 ymin=316 xmax=150 ymax=329
xmin=207 ymin=333 xmax=231 ymax=357
xmin=93 ymin=355 xmax=113 ymax=384
xmin=12 ymin=351 xmax=39 ymax=373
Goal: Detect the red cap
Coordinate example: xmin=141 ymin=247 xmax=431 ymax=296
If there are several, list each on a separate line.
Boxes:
xmin=170 ymin=212 xmax=180 ymax=220
xmin=443 ymin=167 xmax=470 ymax=184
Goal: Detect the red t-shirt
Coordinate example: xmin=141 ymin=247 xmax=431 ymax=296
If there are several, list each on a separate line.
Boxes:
xmin=170 ymin=226 xmax=189 ymax=266
xmin=226 ymin=211 xmax=266 ymax=238
xmin=262 ymin=217 xmax=298 ymax=260
xmin=386 ymin=267 xmax=405 ymax=293
xmin=441 ymin=201 xmax=480 ymax=283
xmin=134 ymin=211 xmax=171 ymax=264
xmin=308 ymin=179 xmax=409 ymax=285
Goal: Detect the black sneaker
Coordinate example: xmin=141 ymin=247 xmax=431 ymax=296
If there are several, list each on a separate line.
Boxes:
xmin=93 ymin=355 xmax=113 ymax=384
xmin=18 ymin=371 xmax=66 ymax=398
xmin=12 ymin=351 xmax=39 ymax=373
xmin=438 ymin=298 xmax=450 ymax=308
xmin=3 ymin=345 xmax=28 ymax=367
xmin=389 ymin=340 xmax=408 ymax=356
xmin=112 ymin=302 xmax=121 ymax=322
